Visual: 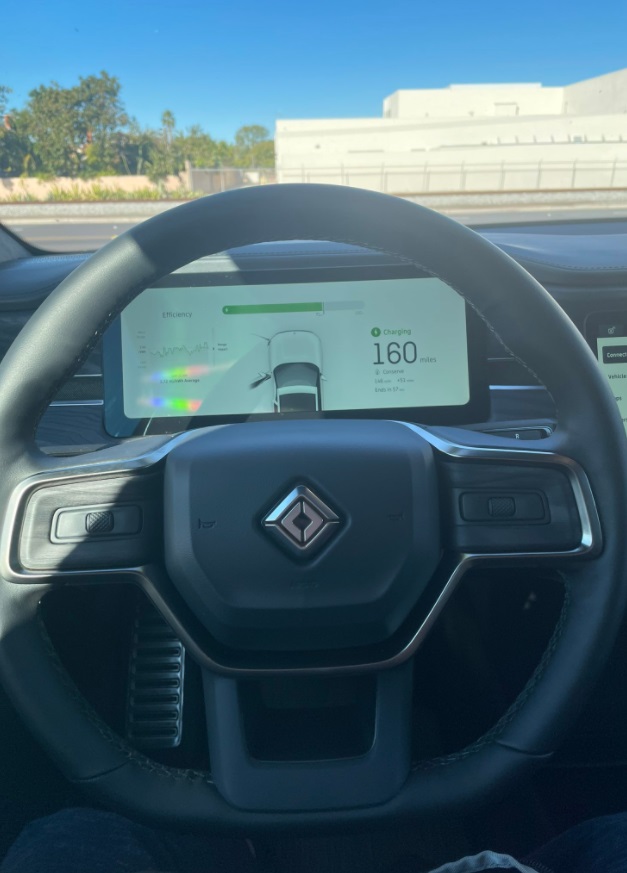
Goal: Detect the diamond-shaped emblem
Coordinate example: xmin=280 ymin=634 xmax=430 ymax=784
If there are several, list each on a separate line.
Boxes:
xmin=262 ymin=486 xmax=340 ymax=556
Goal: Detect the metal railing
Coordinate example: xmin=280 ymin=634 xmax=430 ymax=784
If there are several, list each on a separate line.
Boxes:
xmin=277 ymin=159 xmax=627 ymax=194
xmin=188 ymin=160 xmax=627 ymax=196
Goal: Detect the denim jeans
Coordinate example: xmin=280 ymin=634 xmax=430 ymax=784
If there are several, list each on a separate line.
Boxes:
xmin=3 ymin=807 xmax=627 ymax=873
xmin=0 ymin=808 xmax=256 ymax=873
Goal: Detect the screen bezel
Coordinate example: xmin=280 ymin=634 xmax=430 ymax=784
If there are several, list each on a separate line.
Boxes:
xmin=585 ymin=309 xmax=627 ymax=355
xmin=103 ymin=263 xmax=489 ymax=437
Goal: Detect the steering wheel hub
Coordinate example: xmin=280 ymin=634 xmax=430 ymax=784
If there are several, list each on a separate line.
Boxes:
xmin=164 ymin=419 xmax=440 ymax=651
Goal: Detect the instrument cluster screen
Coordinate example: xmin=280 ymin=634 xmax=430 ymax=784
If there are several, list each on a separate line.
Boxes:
xmin=117 ymin=277 xmax=470 ymax=420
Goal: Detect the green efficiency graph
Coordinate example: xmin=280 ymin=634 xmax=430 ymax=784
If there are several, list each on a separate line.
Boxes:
xmin=221 ymin=301 xmax=364 ymax=315
xmin=222 ymin=303 xmax=322 ymax=315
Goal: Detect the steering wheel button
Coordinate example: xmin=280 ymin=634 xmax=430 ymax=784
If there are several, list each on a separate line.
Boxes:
xmin=460 ymin=493 xmax=490 ymax=521
xmin=513 ymin=492 xmax=546 ymax=521
xmin=460 ymin=491 xmax=547 ymax=523
xmin=53 ymin=504 xmax=142 ymax=542
xmin=85 ymin=510 xmax=114 ymax=534
xmin=488 ymin=497 xmax=516 ymax=518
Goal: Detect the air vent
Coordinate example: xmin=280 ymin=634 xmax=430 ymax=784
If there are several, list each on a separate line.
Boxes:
xmin=126 ymin=602 xmax=185 ymax=749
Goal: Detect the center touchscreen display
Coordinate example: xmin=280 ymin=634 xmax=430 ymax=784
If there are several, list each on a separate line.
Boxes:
xmin=588 ymin=312 xmax=627 ymax=436
xmin=116 ymin=277 xmax=470 ymax=420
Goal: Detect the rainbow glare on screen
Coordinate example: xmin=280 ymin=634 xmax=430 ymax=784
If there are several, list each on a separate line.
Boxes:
xmin=149 ymin=365 xmax=209 ymax=382
xmin=142 ymin=397 xmax=202 ymax=413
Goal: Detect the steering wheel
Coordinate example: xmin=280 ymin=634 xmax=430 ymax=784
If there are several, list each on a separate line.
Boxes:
xmin=0 ymin=184 xmax=625 ymax=828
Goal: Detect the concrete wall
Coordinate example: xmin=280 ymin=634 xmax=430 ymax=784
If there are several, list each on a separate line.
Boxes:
xmin=0 ymin=174 xmax=187 ymax=201
xmin=276 ymin=69 xmax=627 ymax=194
xmin=276 ymin=114 xmax=627 ymax=164
xmin=384 ymin=83 xmax=564 ymax=119
xmin=276 ymin=121 xmax=627 ymax=194
xmin=563 ymin=68 xmax=627 ymax=115
xmin=382 ymin=70 xmax=627 ymax=119
xmin=276 ymin=115 xmax=627 ymax=196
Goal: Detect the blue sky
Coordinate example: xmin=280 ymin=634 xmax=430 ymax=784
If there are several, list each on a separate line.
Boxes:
xmin=3 ymin=0 xmax=626 ymax=141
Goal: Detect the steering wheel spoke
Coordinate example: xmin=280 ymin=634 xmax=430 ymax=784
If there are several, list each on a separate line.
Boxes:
xmin=412 ymin=424 xmax=602 ymax=565
xmin=1 ymin=438 xmax=169 ymax=584
xmin=201 ymin=659 xmax=414 ymax=811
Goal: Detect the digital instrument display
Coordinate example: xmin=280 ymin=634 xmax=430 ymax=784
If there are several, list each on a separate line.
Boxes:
xmin=103 ymin=268 xmax=486 ymax=436
xmin=587 ymin=311 xmax=627 ymax=435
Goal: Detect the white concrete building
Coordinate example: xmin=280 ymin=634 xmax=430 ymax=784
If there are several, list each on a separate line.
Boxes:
xmin=276 ymin=69 xmax=627 ymax=193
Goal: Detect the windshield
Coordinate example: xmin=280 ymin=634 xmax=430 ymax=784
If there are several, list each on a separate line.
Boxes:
xmin=1 ymin=0 xmax=626 ymax=252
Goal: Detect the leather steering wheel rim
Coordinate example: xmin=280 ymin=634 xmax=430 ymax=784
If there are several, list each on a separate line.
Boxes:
xmin=0 ymin=183 xmax=625 ymax=828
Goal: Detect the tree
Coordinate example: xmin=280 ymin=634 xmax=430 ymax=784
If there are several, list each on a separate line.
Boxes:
xmin=233 ymin=125 xmax=275 ymax=168
xmin=146 ymin=110 xmax=183 ymax=184
xmin=0 ymin=85 xmax=10 ymax=117
xmin=78 ymin=72 xmax=128 ymax=174
xmin=18 ymin=71 xmax=127 ymax=176
xmin=175 ymin=125 xmax=233 ymax=168
xmin=120 ymin=119 xmax=154 ymax=176
xmin=18 ymin=83 xmax=78 ymax=175
xmin=0 ymin=73 xmax=276 ymax=180
xmin=0 ymin=87 xmax=31 ymax=177
xmin=161 ymin=110 xmax=176 ymax=148
xmin=235 ymin=125 xmax=269 ymax=151
xmin=248 ymin=138 xmax=275 ymax=168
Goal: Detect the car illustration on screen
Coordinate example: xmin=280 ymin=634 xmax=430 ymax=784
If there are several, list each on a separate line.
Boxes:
xmin=268 ymin=330 xmax=323 ymax=413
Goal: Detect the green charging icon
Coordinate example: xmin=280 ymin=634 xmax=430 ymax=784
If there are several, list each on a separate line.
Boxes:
xmin=371 ymin=327 xmax=381 ymax=337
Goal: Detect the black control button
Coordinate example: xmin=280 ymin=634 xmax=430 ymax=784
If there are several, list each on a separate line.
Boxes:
xmin=85 ymin=510 xmax=114 ymax=534
xmin=488 ymin=496 xmax=515 ymax=518
xmin=513 ymin=492 xmax=545 ymax=521
xmin=460 ymin=493 xmax=490 ymax=521
xmin=460 ymin=491 xmax=547 ymax=523
xmin=53 ymin=504 xmax=142 ymax=542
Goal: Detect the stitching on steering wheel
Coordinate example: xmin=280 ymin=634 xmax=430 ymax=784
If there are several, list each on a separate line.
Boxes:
xmin=36 ymin=610 xmax=212 ymax=785
xmin=30 ymin=276 xmax=164 ymax=441
xmin=25 ymin=214 xmax=566 ymax=792
xmin=35 ymin=578 xmax=571 ymax=786
xmin=414 ymin=579 xmax=571 ymax=769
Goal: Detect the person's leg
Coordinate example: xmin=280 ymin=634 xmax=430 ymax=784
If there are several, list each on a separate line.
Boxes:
xmin=526 ymin=812 xmax=627 ymax=873
xmin=391 ymin=813 xmax=627 ymax=873
xmin=0 ymin=807 xmax=256 ymax=873
xmin=0 ymin=808 xmax=176 ymax=873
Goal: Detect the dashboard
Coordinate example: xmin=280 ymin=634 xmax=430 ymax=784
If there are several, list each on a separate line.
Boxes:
xmin=1 ymin=219 xmax=627 ymax=452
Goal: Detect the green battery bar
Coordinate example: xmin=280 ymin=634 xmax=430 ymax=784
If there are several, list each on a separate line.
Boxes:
xmin=222 ymin=302 xmax=323 ymax=315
